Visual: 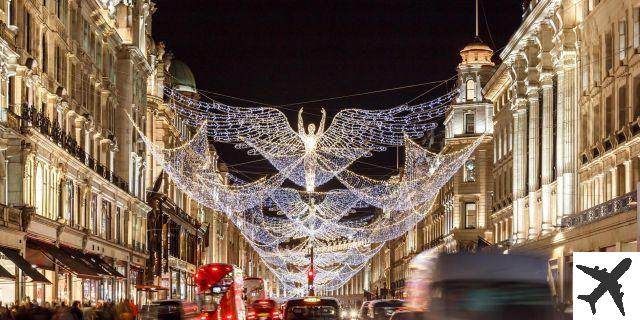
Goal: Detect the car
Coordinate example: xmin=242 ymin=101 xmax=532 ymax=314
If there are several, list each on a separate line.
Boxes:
xmin=139 ymin=299 xmax=199 ymax=320
xmin=357 ymin=301 xmax=371 ymax=320
xmin=283 ymin=296 xmax=341 ymax=320
xmin=406 ymin=251 xmax=564 ymax=320
xmin=366 ymin=300 xmax=404 ymax=320
xmin=248 ymin=299 xmax=282 ymax=320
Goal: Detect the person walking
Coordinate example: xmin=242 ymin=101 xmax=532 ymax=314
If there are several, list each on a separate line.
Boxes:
xmin=71 ymin=301 xmax=84 ymax=320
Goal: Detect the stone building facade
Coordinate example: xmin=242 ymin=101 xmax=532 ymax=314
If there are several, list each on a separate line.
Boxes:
xmin=0 ymin=0 xmax=153 ymax=305
xmin=142 ymin=46 xmax=278 ymax=301
xmin=366 ymin=0 xmax=640 ymax=312
xmin=0 ymin=0 xmax=277 ymax=306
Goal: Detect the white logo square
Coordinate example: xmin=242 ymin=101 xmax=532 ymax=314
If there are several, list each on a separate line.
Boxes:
xmin=573 ymin=252 xmax=640 ymax=320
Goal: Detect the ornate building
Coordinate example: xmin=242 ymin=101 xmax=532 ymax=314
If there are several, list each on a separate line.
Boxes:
xmin=486 ymin=0 xmax=639 ymax=311
xmin=0 ymin=0 xmax=153 ymax=305
xmin=142 ymin=47 xmax=278 ymax=301
xmin=366 ymin=35 xmax=496 ymax=299
xmin=366 ymin=0 xmax=640 ymax=314
xmin=0 ymin=0 xmax=277 ymax=306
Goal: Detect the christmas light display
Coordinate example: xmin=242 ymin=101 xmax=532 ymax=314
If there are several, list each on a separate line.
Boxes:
xmin=132 ymin=87 xmax=482 ymax=293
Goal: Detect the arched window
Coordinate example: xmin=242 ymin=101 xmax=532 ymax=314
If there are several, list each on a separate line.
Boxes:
xmin=35 ymin=163 xmax=44 ymax=216
xmin=466 ymin=79 xmax=476 ymax=101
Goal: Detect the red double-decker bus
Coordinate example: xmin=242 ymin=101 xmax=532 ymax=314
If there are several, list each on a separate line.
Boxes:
xmin=194 ymin=264 xmax=246 ymax=320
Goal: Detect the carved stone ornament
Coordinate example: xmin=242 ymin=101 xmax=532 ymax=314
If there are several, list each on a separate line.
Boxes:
xmin=20 ymin=206 xmax=35 ymax=231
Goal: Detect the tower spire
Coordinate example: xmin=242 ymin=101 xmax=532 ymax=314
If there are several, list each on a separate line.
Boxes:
xmin=475 ymin=0 xmax=479 ymax=38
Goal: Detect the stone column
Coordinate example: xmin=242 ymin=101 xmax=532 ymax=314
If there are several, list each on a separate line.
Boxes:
xmin=527 ymin=88 xmax=540 ymax=239
xmin=512 ymin=104 xmax=528 ymax=243
xmin=562 ymin=49 xmax=578 ymax=219
xmin=611 ymin=167 xmax=618 ymax=199
xmin=555 ymin=62 xmax=565 ymax=226
xmin=624 ymin=160 xmax=632 ymax=194
xmin=540 ymin=73 xmax=554 ymax=234
xmin=598 ymin=172 xmax=606 ymax=204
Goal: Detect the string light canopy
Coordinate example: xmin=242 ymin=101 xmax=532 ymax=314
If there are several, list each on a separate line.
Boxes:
xmin=134 ymin=87 xmax=482 ymax=293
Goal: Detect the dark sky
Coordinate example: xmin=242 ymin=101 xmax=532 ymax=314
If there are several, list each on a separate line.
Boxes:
xmin=152 ymin=0 xmax=523 ymax=181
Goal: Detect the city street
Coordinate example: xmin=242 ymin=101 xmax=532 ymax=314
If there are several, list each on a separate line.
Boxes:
xmin=0 ymin=0 xmax=638 ymax=319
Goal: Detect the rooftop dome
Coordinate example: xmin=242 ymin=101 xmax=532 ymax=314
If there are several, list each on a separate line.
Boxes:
xmin=169 ymin=60 xmax=197 ymax=93
xmin=459 ymin=37 xmax=494 ymax=67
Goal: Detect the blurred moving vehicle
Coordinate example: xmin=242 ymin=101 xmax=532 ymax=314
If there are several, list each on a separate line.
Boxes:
xmin=406 ymin=251 xmax=563 ymax=320
xmin=357 ymin=301 xmax=371 ymax=320
xmin=245 ymin=277 xmax=267 ymax=304
xmin=194 ymin=263 xmax=246 ymax=320
xmin=388 ymin=310 xmax=426 ymax=320
xmin=283 ymin=296 xmax=341 ymax=320
xmin=341 ymin=308 xmax=358 ymax=320
xmin=139 ymin=300 xmax=199 ymax=320
xmin=248 ymin=299 xmax=282 ymax=320
xmin=366 ymin=300 xmax=404 ymax=320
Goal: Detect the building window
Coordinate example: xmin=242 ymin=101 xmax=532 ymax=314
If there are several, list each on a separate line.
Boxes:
xmin=605 ymin=30 xmax=613 ymax=72
xmin=619 ymin=85 xmax=627 ymax=127
xmin=91 ymin=194 xmax=98 ymax=235
xmin=593 ymin=45 xmax=601 ymax=83
xmin=464 ymin=160 xmax=476 ymax=182
xmin=101 ymin=200 xmax=111 ymax=239
xmin=582 ymin=52 xmax=589 ymax=93
xmin=464 ymin=112 xmax=475 ymax=134
xmin=24 ymin=10 xmax=32 ymax=54
xmin=116 ymin=207 xmax=121 ymax=244
xmin=66 ymin=180 xmax=74 ymax=226
xmin=464 ymin=202 xmax=477 ymax=229
xmin=466 ymin=79 xmax=476 ymax=101
xmin=42 ymin=33 xmax=48 ymax=73
xmin=620 ymin=19 xmax=627 ymax=62
xmin=35 ymin=164 xmax=44 ymax=216
xmin=605 ymin=95 xmax=613 ymax=133
xmin=634 ymin=8 xmax=640 ymax=49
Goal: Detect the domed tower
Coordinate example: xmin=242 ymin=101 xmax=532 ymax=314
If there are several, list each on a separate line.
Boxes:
xmin=444 ymin=36 xmax=495 ymax=138
xmin=438 ymin=0 xmax=496 ymax=252
xmin=168 ymin=59 xmax=199 ymax=99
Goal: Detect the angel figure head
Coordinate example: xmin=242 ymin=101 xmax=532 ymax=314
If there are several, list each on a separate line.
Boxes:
xmin=298 ymin=108 xmax=327 ymax=136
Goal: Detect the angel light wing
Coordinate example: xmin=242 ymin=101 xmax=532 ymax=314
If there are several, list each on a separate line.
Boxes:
xmin=318 ymin=91 xmax=454 ymax=167
xmin=165 ymin=88 xmax=304 ymax=160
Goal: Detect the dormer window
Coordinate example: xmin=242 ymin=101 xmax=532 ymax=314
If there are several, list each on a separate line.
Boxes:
xmin=466 ymin=79 xmax=476 ymax=101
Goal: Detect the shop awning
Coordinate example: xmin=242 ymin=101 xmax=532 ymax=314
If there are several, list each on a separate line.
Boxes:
xmin=0 ymin=264 xmax=14 ymax=280
xmin=28 ymin=240 xmax=101 ymax=279
xmin=135 ymin=284 xmax=169 ymax=291
xmin=82 ymin=253 xmax=126 ymax=278
xmin=0 ymin=247 xmax=50 ymax=283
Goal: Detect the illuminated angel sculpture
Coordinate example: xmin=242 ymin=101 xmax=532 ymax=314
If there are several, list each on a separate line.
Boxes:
xmin=165 ymin=88 xmax=456 ymax=190
xmin=136 ymin=88 xmax=484 ymax=293
xmin=298 ymin=108 xmax=326 ymax=191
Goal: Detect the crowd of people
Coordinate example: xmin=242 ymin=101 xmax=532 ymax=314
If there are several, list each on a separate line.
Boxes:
xmin=0 ymin=299 xmax=138 ymax=320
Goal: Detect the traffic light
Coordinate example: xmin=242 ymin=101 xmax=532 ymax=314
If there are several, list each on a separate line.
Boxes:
xmin=307 ymin=267 xmax=315 ymax=283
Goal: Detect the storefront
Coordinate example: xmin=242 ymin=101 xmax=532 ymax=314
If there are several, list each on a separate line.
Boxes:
xmin=169 ymin=267 xmax=195 ymax=301
xmin=0 ymin=246 xmax=51 ymax=304
xmin=22 ymin=239 xmax=127 ymax=304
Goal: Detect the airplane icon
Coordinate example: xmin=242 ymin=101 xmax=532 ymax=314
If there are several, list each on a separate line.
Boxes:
xmin=576 ymin=258 xmax=632 ymax=316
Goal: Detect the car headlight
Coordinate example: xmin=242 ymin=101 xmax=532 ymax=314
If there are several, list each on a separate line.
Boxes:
xmin=341 ymin=311 xmax=348 ymax=318
xmin=350 ymin=310 xmax=357 ymax=318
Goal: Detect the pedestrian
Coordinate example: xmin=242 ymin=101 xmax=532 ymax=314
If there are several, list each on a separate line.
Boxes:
xmin=71 ymin=301 xmax=84 ymax=320
xmin=128 ymin=300 xmax=138 ymax=320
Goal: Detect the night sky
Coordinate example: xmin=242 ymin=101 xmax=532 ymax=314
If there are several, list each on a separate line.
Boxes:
xmin=152 ymin=0 xmax=523 ymax=182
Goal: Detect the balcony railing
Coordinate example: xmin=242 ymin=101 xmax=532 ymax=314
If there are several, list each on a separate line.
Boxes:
xmin=21 ymin=105 xmax=130 ymax=193
xmin=562 ymin=191 xmax=637 ymax=228
xmin=424 ymin=235 xmax=444 ymax=250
